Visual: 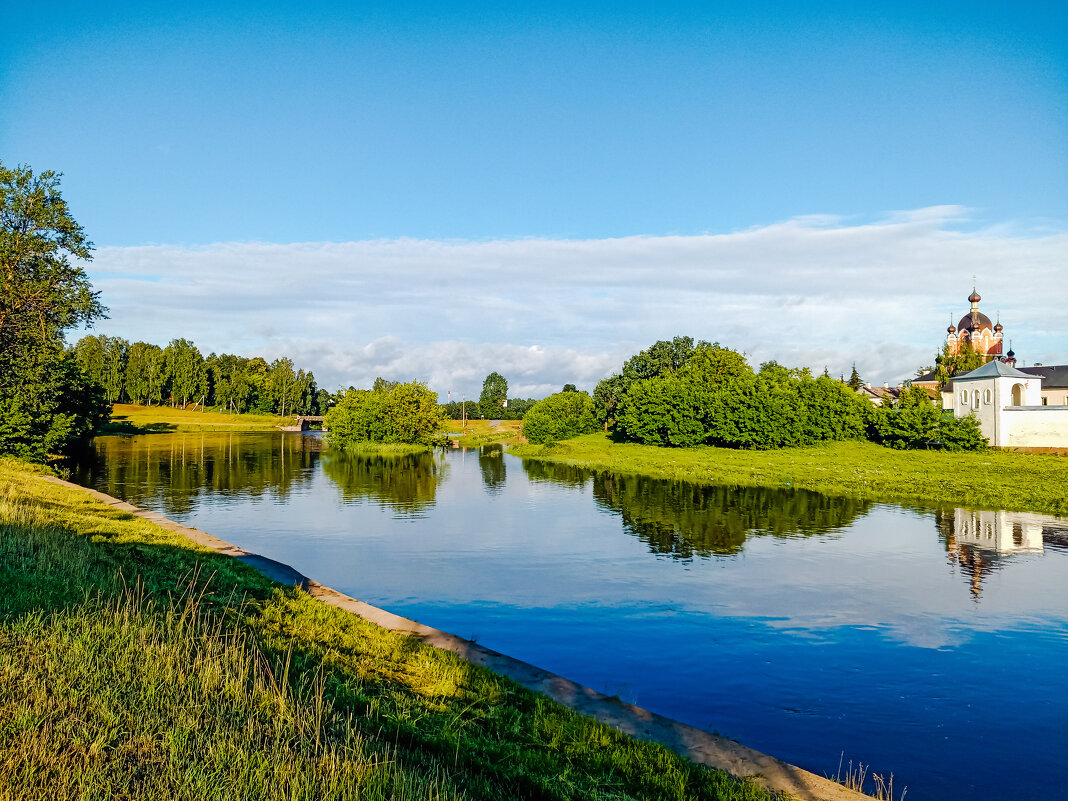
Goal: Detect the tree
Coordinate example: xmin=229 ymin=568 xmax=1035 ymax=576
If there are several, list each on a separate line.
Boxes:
xmin=125 ymin=341 xmax=166 ymax=405
xmin=268 ymin=357 xmax=297 ymax=416
xmin=522 ymin=391 xmax=600 ymax=444
xmin=562 ymin=383 xmax=577 ymax=393
xmin=163 ymin=338 xmax=207 ymax=408
xmin=934 ymin=341 xmax=985 ymax=389
xmin=847 ymin=363 xmax=863 ymax=391
xmin=325 ymin=381 xmax=443 ymax=448
xmin=0 ymin=160 xmax=109 ymax=459
xmin=479 ymin=372 xmax=508 ymax=419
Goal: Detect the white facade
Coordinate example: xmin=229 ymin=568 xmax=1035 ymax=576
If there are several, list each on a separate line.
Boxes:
xmin=948 ymin=360 xmax=1068 ymax=448
xmin=951 ymin=508 xmax=1045 ymax=554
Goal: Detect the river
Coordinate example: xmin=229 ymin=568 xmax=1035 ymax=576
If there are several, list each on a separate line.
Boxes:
xmin=71 ymin=431 xmax=1068 ymax=801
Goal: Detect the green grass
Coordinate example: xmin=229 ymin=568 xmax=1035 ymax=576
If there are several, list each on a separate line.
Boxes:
xmin=101 ymin=403 xmax=294 ymax=434
xmin=444 ymin=419 xmax=525 ymax=448
xmin=331 ymin=441 xmax=433 ymax=455
xmin=509 ymin=434 xmax=1068 ymax=516
xmin=0 ymin=456 xmax=778 ymax=801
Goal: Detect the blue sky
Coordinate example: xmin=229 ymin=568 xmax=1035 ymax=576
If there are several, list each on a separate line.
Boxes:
xmin=3 ymin=2 xmax=1066 ymax=394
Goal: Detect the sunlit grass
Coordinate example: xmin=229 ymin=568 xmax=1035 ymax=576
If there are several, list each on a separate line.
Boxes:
xmin=509 ymin=434 xmax=1068 ymax=516
xmin=444 ymin=419 xmax=524 ymax=447
xmin=0 ymin=456 xmax=779 ymax=801
xmin=102 ymin=403 xmax=294 ymax=434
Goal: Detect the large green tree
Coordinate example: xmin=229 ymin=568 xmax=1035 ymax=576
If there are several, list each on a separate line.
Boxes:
xmin=479 ymin=371 xmax=509 ymax=419
xmin=0 ymin=161 xmax=109 ymax=459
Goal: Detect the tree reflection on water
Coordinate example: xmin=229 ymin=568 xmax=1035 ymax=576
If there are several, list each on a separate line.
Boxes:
xmin=522 ymin=459 xmax=872 ymax=558
xmin=320 ymin=449 xmax=447 ymax=514
xmin=74 ymin=432 xmax=326 ymax=516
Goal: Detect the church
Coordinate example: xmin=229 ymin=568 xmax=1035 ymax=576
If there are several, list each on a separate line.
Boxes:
xmin=914 ymin=288 xmax=1068 ymax=450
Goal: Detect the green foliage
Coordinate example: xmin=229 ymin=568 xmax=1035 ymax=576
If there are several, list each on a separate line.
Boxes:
xmin=478 ymin=371 xmax=508 ymax=418
xmin=847 ymin=363 xmax=863 ymax=390
xmin=325 ymin=381 xmax=443 ymax=448
xmin=616 ymin=348 xmax=869 ymax=450
xmin=592 ymin=373 xmax=625 ymax=429
xmin=163 ymin=338 xmax=207 ymax=408
xmin=869 ymin=388 xmax=986 ymax=451
xmin=75 ymin=333 xmax=128 ymax=402
xmin=562 ymin=383 xmax=577 ymax=392
xmin=440 ymin=399 xmax=481 ymax=420
xmin=0 ymin=160 xmax=109 ymax=459
xmin=521 ymin=391 xmax=600 ymax=444
xmin=934 ymin=340 xmax=985 ymax=388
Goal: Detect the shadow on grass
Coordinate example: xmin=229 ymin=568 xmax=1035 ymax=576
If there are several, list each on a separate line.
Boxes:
xmin=0 ymin=505 xmax=775 ymax=801
xmin=98 ymin=420 xmax=179 ymax=435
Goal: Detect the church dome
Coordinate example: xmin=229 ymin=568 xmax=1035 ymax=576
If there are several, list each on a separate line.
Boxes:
xmin=994 ymin=322 xmax=1003 ymax=332
xmin=969 ymin=289 xmax=981 ymax=303
xmin=948 ymin=324 xmax=956 ymax=333
xmin=958 ymin=311 xmax=992 ymax=332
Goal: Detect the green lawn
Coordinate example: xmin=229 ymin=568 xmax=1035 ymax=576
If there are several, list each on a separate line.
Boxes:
xmin=509 ymin=434 xmax=1068 ymax=516
xmin=101 ymin=403 xmax=295 ymax=434
xmin=0 ymin=456 xmax=777 ymax=801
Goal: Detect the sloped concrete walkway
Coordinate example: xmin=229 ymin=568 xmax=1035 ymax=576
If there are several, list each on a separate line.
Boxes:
xmin=45 ymin=474 xmax=871 ymax=801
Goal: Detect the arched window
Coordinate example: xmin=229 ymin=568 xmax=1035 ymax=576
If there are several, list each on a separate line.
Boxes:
xmin=1011 ymin=383 xmax=1025 ymax=406
xmin=983 ymin=389 xmax=992 ymax=405
xmin=972 ymin=390 xmax=980 ymax=410
xmin=960 ymin=389 xmax=967 ymax=405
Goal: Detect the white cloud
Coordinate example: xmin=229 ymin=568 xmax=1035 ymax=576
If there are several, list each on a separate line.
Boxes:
xmin=82 ymin=207 xmax=1068 ymax=397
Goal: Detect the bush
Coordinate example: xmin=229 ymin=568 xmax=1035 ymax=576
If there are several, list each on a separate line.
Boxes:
xmin=868 ymin=399 xmax=986 ymax=451
xmin=325 ymin=382 xmax=442 ymax=448
xmin=522 ymin=391 xmax=600 ymax=444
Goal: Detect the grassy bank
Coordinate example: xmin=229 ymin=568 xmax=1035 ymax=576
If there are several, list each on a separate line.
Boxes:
xmin=102 ymin=403 xmax=294 ymax=434
xmin=509 ymin=434 xmax=1068 ymax=516
xmin=445 ymin=419 xmax=524 ymax=447
xmin=0 ymin=456 xmax=776 ymax=801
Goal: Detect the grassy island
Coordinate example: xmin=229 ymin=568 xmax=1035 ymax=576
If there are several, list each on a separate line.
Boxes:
xmin=509 ymin=434 xmax=1068 ymax=517
xmin=0 ymin=457 xmax=776 ymax=801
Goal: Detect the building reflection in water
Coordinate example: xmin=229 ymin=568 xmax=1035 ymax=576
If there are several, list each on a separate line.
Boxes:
xmin=937 ymin=508 xmax=1068 ymax=598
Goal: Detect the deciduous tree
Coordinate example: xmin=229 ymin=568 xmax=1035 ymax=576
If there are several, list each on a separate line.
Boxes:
xmin=0 ymin=160 xmax=109 ymax=458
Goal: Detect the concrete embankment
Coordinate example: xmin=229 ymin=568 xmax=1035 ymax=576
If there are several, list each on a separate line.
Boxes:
xmin=45 ymin=474 xmax=871 ymax=801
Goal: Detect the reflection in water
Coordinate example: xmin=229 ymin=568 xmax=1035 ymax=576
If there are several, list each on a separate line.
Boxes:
xmin=937 ymin=508 xmax=1068 ymax=598
xmin=320 ymin=449 xmax=446 ymax=515
xmin=69 ymin=436 xmax=1068 ymax=801
xmin=73 ymin=432 xmax=325 ymax=516
xmin=478 ymin=445 xmax=506 ymax=494
xmin=523 ymin=460 xmax=873 ymax=558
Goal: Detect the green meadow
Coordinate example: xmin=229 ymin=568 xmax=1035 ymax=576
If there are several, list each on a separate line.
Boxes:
xmin=509 ymin=434 xmax=1068 ymax=516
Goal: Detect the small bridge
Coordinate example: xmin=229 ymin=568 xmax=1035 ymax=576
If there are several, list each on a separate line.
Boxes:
xmin=279 ymin=416 xmax=326 ymax=432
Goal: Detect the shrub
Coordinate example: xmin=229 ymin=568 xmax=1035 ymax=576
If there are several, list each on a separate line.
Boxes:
xmin=522 ymin=391 xmax=600 ymax=444
xmin=325 ymin=382 xmax=442 ymax=448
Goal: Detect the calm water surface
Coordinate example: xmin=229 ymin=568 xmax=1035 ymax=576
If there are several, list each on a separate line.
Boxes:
xmin=72 ymin=432 xmax=1068 ymax=801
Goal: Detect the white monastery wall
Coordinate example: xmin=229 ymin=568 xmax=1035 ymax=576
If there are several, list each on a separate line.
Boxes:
xmin=1001 ymin=407 xmax=1068 ymax=448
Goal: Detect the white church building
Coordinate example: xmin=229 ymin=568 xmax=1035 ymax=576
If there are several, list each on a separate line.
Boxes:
xmin=948 ymin=360 xmax=1068 ymax=449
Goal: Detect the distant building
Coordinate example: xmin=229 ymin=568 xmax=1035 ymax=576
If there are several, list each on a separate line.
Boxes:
xmin=914 ymin=287 xmax=1067 ymax=404
xmin=855 ymin=382 xmax=901 ymax=406
xmin=946 ymin=360 xmax=1068 ymax=449
xmin=945 ymin=287 xmax=1004 ymax=361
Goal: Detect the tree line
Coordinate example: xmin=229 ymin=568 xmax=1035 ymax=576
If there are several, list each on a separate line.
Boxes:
xmin=73 ymin=334 xmax=329 ymax=416
xmin=517 ymin=336 xmax=985 ymax=451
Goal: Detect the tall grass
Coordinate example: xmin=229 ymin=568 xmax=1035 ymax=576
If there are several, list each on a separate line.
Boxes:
xmin=0 ymin=456 xmax=780 ymax=801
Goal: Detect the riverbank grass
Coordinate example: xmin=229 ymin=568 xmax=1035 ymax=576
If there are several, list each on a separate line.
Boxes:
xmin=510 ymin=434 xmax=1068 ymax=516
xmin=102 ymin=402 xmax=294 ymax=434
xmin=0 ymin=456 xmax=776 ymax=801
xmin=446 ymin=419 xmax=524 ymax=447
